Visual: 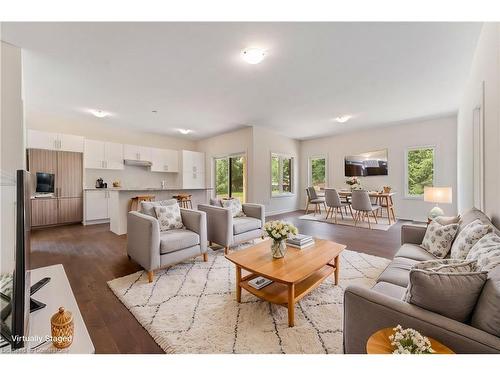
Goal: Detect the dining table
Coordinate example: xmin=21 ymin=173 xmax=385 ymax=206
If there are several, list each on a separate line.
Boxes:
xmin=320 ymin=189 xmax=397 ymax=225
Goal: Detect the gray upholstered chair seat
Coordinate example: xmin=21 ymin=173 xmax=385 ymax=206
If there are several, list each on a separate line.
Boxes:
xmin=233 ymin=217 xmax=262 ymax=235
xmin=376 ymin=257 xmax=419 ymax=287
xmin=310 ymin=198 xmax=325 ymax=203
xmin=372 ymin=282 xmax=407 ymax=300
xmin=160 ymin=229 xmax=200 ymax=254
xmin=395 ymin=243 xmax=437 ymax=262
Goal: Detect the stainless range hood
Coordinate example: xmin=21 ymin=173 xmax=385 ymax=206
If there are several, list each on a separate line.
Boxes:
xmin=124 ymin=159 xmax=152 ymax=167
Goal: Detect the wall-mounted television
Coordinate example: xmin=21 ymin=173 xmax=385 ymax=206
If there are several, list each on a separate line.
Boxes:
xmin=345 ymin=149 xmax=388 ymax=177
xmin=35 ymin=172 xmax=54 ymax=193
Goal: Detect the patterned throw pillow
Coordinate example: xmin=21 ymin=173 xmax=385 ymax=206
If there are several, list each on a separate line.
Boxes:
xmin=222 ymin=199 xmax=246 ymax=218
xmin=450 ymin=219 xmax=492 ymax=259
xmin=154 ymin=203 xmax=184 ymax=231
xmin=421 ymin=220 xmax=459 ymax=258
xmin=466 ymin=232 xmax=500 ymax=272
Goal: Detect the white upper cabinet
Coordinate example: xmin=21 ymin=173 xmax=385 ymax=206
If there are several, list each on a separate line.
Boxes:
xmin=59 ymin=133 xmax=85 ymax=152
xmin=27 ymin=129 xmax=84 ymax=152
xmin=26 ymin=129 xmax=85 ymax=152
xmin=151 ymin=148 xmax=179 ymax=172
xmin=181 ymin=150 xmax=205 ymax=188
xmin=104 ymin=142 xmax=124 ymax=170
xmin=84 ymin=139 xmax=124 ymax=170
xmin=123 ymin=144 xmax=152 ymax=162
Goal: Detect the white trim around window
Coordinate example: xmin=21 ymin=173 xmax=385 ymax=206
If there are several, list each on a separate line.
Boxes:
xmin=270 ymin=152 xmax=295 ymax=198
xmin=404 ymin=145 xmax=436 ymax=200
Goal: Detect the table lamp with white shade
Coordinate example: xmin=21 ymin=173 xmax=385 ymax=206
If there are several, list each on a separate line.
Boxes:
xmin=424 ymin=186 xmax=452 ymax=219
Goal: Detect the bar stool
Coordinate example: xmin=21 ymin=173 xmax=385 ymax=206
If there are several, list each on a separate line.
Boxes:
xmin=173 ymin=194 xmax=193 ymax=209
xmin=129 ymin=195 xmax=155 ymax=212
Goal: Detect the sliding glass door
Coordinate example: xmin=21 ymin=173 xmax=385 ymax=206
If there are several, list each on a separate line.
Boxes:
xmin=214 ymin=154 xmax=246 ymax=202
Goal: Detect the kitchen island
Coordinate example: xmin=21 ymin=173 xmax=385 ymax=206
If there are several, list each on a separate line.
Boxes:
xmin=83 ymin=187 xmax=213 ymax=235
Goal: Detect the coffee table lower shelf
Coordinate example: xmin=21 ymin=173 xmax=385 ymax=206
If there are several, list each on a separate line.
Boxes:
xmin=238 ymin=264 xmax=335 ymax=326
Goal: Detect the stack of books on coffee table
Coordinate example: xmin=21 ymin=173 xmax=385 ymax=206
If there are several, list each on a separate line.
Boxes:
xmin=286 ymin=234 xmax=315 ymax=249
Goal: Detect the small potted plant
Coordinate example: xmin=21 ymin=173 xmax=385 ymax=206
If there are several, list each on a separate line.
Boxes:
xmin=263 ymin=220 xmax=298 ymax=259
xmin=388 ymin=325 xmax=435 ymax=354
xmin=383 ymin=185 xmax=392 ymax=194
xmin=346 ymin=176 xmax=361 ymax=191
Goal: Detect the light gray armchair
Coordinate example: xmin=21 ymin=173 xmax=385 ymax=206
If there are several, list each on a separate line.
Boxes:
xmin=198 ymin=202 xmax=265 ymax=254
xmin=127 ymin=208 xmax=207 ymax=282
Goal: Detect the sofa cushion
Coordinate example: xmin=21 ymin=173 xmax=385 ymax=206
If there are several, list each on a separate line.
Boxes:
xmin=471 ymin=266 xmax=500 ymax=337
xmin=155 ymin=203 xmax=184 ymax=231
xmin=421 ymin=220 xmax=459 ymax=258
xmin=403 ymin=259 xmax=487 ymax=323
xmin=466 ymin=232 xmax=500 ymax=272
xmin=450 ymin=219 xmax=493 ymax=259
xmin=233 ymin=217 xmax=262 ymax=235
xmin=210 ymin=198 xmax=223 ymax=207
xmin=140 ymin=199 xmax=177 ymax=218
xmin=458 ymin=207 xmax=500 ymax=237
xmin=376 ymin=257 xmax=419 ymax=287
xmin=395 ymin=244 xmax=437 ymax=262
xmin=160 ymin=229 xmax=200 ymax=254
xmin=372 ymin=282 xmax=407 ymax=299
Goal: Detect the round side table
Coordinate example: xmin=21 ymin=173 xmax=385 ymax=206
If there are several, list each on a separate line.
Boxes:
xmin=366 ymin=327 xmax=454 ymax=354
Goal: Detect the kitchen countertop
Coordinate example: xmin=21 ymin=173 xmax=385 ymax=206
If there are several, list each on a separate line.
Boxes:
xmin=83 ymin=187 xmax=213 ymax=191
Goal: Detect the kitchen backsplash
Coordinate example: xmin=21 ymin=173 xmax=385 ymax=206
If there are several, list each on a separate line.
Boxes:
xmin=85 ymin=164 xmax=180 ymax=189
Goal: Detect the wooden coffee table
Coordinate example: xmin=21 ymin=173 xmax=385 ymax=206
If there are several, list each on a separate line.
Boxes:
xmin=225 ymin=238 xmax=345 ymax=327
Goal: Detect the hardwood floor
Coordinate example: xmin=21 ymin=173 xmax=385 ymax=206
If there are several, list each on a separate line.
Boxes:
xmin=30 ymin=210 xmax=408 ymax=354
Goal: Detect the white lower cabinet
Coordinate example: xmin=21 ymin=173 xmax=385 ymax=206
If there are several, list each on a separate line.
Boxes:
xmin=84 ymin=190 xmax=110 ymax=222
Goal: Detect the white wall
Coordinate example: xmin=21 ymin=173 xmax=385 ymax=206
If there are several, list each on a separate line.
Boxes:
xmin=1 ymin=41 xmax=24 ymax=273
xmin=300 ymin=116 xmax=458 ymax=222
xmin=196 ymin=127 xmax=254 ymax=197
xmin=252 ymin=126 xmax=301 ymax=215
xmin=457 ymin=23 xmax=500 ymax=225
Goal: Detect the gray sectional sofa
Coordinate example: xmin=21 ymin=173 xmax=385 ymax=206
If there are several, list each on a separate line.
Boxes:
xmin=343 ymin=208 xmax=500 ymax=353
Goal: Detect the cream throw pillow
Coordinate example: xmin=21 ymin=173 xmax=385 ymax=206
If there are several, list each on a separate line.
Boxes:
xmin=466 ymin=232 xmax=500 ymax=272
xmin=154 ymin=203 xmax=184 ymax=231
xmin=421 ymin=220 xmax=459 ymax=258
xmin=450 ymin=219 xmax=492 ymax=259
xmin=222 ymin=199 xmax=246 ymax=218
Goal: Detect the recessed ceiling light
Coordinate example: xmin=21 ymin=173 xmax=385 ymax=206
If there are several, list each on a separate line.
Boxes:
xmin=334 ymin=115 xmax=352 ymax=123
xmin=241 ymin=48 xmax=266 ymax=64
xmin=178 ymin=129 xmax=192 ymax=135
xmin=89 ymin=109 xmax=109 ymax=118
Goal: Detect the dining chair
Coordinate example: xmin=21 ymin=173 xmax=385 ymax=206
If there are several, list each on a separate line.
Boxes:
xmin=305 ymin=187 xmax=326 ymax=215
xmin=325 ymin=188 xmax=353 ymax=223
xmin=351 ymin=190 xmax=381 ymax=229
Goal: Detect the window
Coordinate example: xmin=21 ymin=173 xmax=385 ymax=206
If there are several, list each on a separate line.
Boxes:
xmin=309 ymin=156 xmax=327 ymax=190
xmin=271 ymin=153 xmax=294 ymax=196
xmin=215 ymin=155 xmax=246 ymax=202
xmin=405 ymin=147 xmax=435 ymax=197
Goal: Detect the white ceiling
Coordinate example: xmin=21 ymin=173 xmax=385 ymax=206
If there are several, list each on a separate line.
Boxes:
xmin=2 ymin=22 xmax=481 ymax=140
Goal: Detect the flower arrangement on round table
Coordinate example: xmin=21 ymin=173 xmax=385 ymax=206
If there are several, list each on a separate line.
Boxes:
xmin=389 ymin=325 xmax=435 ymax=354
xmin=346 ymin=176 xmax=361 ymax=190
xmin=263 ymin=220 xmax=298 ymax=259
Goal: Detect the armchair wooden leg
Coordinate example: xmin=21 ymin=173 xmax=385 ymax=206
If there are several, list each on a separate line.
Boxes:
xmin=147 ymin=271 xmax=154 ymax=283
xmin=372 ymin=211 xmax=378 ymax=224
xmin=348 ymin=205 xmax=354 ymax=219
xmin=305 ymin=200 xmax=310 ymax=214
xmin=209 ymin=241 xmax=213 ymax=247
xmin=203 ymin=253 xmax=208 ymax=262
xmin=224 ymin=246 xmax=229 ymax=255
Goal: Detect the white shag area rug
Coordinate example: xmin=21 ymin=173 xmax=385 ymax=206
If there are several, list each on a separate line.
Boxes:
xmin=299 ymin=212 xmax=396 ymax=231
xmin=108 ymin=246 xmax=390 ymax=354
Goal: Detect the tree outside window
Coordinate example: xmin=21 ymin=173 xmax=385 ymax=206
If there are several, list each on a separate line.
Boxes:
xmin=310 ymin=157 xmax=326 ymax=190
xmin=406 ymin=147 xmax=434 ymax=196
xmin=271 ymin=153 xmax=293 ymax=196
